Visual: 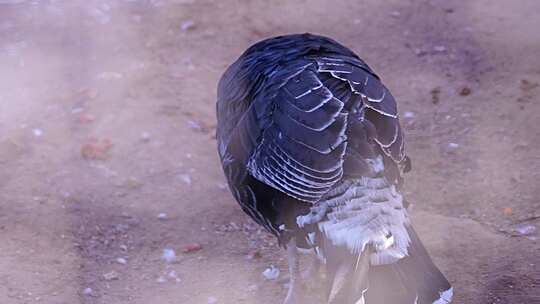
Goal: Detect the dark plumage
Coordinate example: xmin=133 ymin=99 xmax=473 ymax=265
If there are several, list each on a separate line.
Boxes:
xmin=216 ymin=33 xmax=451 ymax=304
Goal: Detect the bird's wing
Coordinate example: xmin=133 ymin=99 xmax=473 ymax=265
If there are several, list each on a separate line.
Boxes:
xmin=217 ymin=55 xmax=407 ymax=204
xmin=320 ymin=56 xmax=406 ymax=164
xmin=246 ymin=62 xmax=348 ymax=202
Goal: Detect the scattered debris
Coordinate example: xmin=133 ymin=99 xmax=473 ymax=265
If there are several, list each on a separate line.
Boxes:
xmin=81 ymin=138 xmax=113 ymax=160
xmin=431 ymin=87 xmax=441 ymax=104
xmin=141 ymin=132 xmax=151 ymax=142
xmin=178 ymin=174 xmax=192 ymax=185
xmin=182 ymin=243 xmax=202 ymax=253
xmin=116 ymin=257 xmax=127 ymax=265
xmin=247 ymin=250 xmax=262 ymax=259
xmin=162 ymin=248 xmax=177 ymax=263
xmin=403 ymin=111 xmax=415 ymax=119
xmin=502 ymin=208 xmax=513 ymax=216
xmin=262 ymin=265 xmax=280 ymax=280
xmin=32 ymin=128 xmax=43 ymax=137
xmin=433 ymin=45 xmax=447 ymax=53
xmin=181 ymin=20 xmax=195 ymax=31
xmin=125 ymin=177 xmax=143 ymax=189
xmin=187 ymin=120 xmax=203 ymax=131
xmin=247 ymin=284 xmax=259 ymax=292
xmin=443 ymin=142 xmax=460 ymax=154
xmin=76 ymin=88 xmax=99 ymax=100
xmin=514 ymin=224 xmax=536 ymax=236
xmin=103 ymin=271 xmax=119 ymax=281
xmin=71 ymin=107 xmax=85 ymax=114
xmin=389 ymin=11 xmax=400 ymax=18
xmin=82 ymin=287 xmax=94 ymax=296
xmin=97 ymin=72 xmax=123 ymax=80
xmin=459 ymin=87 xmax=472 ymax=96
xmin=168 ymin=270 xmax=181 ymax=282
xmin=520 ymin=79 xmax=539 ymax=92
xmin=414 ymin=48 xmax=428 ymax=57
xmin=157 ymin=213 xmax=168 ymax=220
xmin=78 ymin=113 xmax=95 ymax=123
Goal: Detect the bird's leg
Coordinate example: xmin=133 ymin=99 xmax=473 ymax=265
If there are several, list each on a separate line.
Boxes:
xmin=283 ymin=237 xmax=304 ymax=304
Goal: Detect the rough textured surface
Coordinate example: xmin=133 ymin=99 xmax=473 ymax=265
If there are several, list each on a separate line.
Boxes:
xmin=0 ymin=1 xmax=538 ymax=304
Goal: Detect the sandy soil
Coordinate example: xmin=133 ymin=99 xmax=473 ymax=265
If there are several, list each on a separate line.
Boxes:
xmin=0 ymin=0 xmax=538 ymax=303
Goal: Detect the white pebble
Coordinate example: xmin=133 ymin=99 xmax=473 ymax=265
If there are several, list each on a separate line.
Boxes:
xmin=208 ymin=296 xmax=218 ymax=304
xmin=167 ymin=270 xmax=177 ymax=278
xmin=178 ymin=174 xmax=192 ymax=185
xmin=162 ymin=248 xmax=177 ymax=263
xmin=141 ymin=132 xmax=151 ymax=142
xmin=157 ymin=213 xmax=168 ymax=220
xmin=262 ymin=265 xmax=280 ymax=280
xmin=515 ymin=224 xmax=536 ymax=236
xmin=32 ymin=128 xmax=43 ymax=137
xmin=82 ymin=287 xmax=93 ymax=296
xmin=434 ymin=45 xmax=447 ymax=52
xmin=448 ymin=142 xmax=459 ymax=149
xmin=181 ymin=20 xmax=195 ymax=31
xmin=156 ymin=275 xmax=167 ymax=283
xmin=116 ymin=257 xmax=127 ymax=265
xmin=403 ymin=111 xmax=415 ymax=119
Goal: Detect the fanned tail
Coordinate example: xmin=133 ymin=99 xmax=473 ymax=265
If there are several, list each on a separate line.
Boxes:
xmin=324 ymin=226 xmax=452 ymax=304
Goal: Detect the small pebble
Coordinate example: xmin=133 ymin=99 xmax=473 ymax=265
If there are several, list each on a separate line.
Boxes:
xmin=403 ymin=111 xmax=415 ymax=119
xmin=459 ymin=87 xmax=472 ymax=96
xmin=32 ymin=128 xmax=43 ymax=137
xmin=262 ymin=265 xmax=280 ymax=280
xmin=103 ymin=271 xmax=119 ymax=281
xmin=82 ymin=287 xmax=93 ymax=296
xmin=181 ymin=20 xmax=195 ymax=31
xmin=162 ymin=248 xmax=177 ymax=263
xmin=116 ymin=257 xmax=127 ymax=265
xmin=156 ymin=275 xmax=167 ymax=283
xmin=515 ymin=224 xmax=536 ymax=236
xmin=168 ymin=270 xmax=181 ymax=282
xmin=157 ymin=213 xmax=168 ymax=220
xmin=182 ymin=243 xmax=202 ymax=253
xmin=208 ymin=296 xmax=218 ymax=304
xmin=433 ymin=45 xmax=447 ymax=53
xmin=141 ymin=132 xmax=151 ymax=142
xmin=178 ymin=174 xmax=192 ymax=185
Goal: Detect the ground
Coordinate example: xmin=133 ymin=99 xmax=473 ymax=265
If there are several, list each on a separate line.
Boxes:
xmin=0 ymin=0 xmax=539 ymax=303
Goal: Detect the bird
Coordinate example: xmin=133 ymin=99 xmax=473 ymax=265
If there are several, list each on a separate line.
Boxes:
xmin=216 ymin=33 xmax=452 ymax=304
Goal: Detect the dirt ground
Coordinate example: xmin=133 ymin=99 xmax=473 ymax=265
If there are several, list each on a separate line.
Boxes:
xmin=0 ymin=0 xmax=539 ymax=303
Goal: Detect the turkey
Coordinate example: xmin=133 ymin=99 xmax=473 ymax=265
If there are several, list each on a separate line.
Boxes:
xmin=216 ymin=33 xmax=452 ymax=304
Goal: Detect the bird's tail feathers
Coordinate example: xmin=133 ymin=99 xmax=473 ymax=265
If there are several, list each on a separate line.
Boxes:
xmin=323 ymin=226 xmax=452 ymax=304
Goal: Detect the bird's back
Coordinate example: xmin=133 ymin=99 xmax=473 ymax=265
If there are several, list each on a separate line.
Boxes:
xmin=217 ymin=33 xmax=406 ymax=236
xmin=216 ymin=33 xmax=451 ymax=304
